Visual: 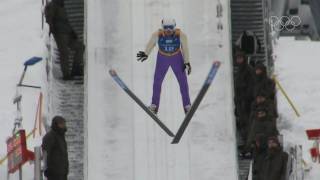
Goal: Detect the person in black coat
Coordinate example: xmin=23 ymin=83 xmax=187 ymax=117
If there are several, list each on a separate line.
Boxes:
xmin=45 ymin=0 xmax=84 ymax=80
xmin=42 ymin=116 xmax=69 ymax=180
xmin=234 ymin=50 xmax=255 ymax=142
xmin=261 ymin=136 xmax=288 ymax=180
xmin=246 ymin=107 xmax=278 ymax=150
xmin=249 ymin=91 xmax=278 ymax=129
xmin=253 ymin=63 xmax=276 ymax=101
xmin=252 ymin=134 xmax=268 ymax=180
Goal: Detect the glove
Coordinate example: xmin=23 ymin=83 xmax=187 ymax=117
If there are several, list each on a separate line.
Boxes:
xmin=137 ymin=51 xmax=148 ymax=62
xmin=44 ymin=169 xmax=50 ymax=177
xmin=184 ymin=63 xmax=192 ymax=75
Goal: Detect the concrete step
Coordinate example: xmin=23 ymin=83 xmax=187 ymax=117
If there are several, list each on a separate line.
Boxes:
xmin=54 ymin=1 xmax=85 ymax=180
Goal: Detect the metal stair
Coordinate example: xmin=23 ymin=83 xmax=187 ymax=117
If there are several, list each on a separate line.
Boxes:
xmin=64 ymin=0 xmax=84 ymax=42
xmin=236 ymin=130 xmax=252 ymax=180
xmin=231 ymin=0 xmax=269 ymax=65
xmin=230 ymin=0 xmax=271 ymax=179
xmin=48 ymin=78 xmax=84 ymax=180
xmin=64 ymin=0 xmax=85 ymax=73
xmin=47 ymin=47 xmax=84 ymax=180
xmin=60 ymin=1 xmax=85 ymax=179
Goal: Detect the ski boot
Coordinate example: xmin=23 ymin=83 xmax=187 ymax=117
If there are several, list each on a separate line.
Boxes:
xmin=148 ymin=104 xmax=158 ymax=115
xmin=184 ymin=105 xmax=191 ymax=114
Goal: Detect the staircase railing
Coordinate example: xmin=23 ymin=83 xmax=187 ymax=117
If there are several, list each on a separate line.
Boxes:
xmin=286 ymin=145 xmax=304 ymax=180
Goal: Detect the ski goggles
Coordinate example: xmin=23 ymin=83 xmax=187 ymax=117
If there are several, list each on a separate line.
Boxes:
xmin=163 ymin=25 xmax=175 ymax=30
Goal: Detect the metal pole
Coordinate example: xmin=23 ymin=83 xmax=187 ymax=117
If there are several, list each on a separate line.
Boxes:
xmin=18 ymin=66 xmax=28 ymax=86
xmin=17 ymin=84 xmax=41 ymax=89
xmin=34 ymin=147 xmax=42 ymax=180
xmin=273 ymin=76 xmax=301 ymax=117
xmin=19 ymin=167 xmax=22 ymax=180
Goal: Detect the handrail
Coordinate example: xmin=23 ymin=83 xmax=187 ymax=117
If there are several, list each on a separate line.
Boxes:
xmin=287 ymin=145 xmax=304 ymax=180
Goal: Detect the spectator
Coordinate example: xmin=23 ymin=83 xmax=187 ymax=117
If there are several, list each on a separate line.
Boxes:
xmin=42 ymin=116 xmax=69 ymax=180
xmin=249 ymin=91 xmax=278 ymax=128
xmin=235 ymin=30 xmax=261 ymax=56
xmin=234 ymin=50 xmax=255 ymax=142
xmin=252 ymin=134 xmax=268 ymax=180
xmin=246 ymin=107 xmax=278 ymax=150
xmin=261 ymin=136 xmax=288 ymax=180
xmin=45 ymin=0 xmax=84 ymax=80
xmin=253 ymin=63 xmax=276 ymax=101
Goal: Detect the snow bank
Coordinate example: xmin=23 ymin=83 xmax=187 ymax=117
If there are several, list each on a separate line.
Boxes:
xmin=275 ymin=37 xmax=320 ymax=180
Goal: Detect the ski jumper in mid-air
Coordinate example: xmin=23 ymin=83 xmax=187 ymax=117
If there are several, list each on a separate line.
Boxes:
xmin=137 ymin=18 xmax=192 ymax=114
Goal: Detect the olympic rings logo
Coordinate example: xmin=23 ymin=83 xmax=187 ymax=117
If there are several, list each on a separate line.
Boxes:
xmin=269 ymin=16 xmax=302 ymax=32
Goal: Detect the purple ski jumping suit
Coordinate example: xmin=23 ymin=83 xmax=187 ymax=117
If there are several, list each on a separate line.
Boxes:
xmin=145 ymin=29 xmax=191 ymax=112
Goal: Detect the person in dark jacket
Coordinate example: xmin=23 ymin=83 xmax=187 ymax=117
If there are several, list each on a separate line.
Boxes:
xmin=45 ymin=0 xmax=84 ymax=80
xmin=42 ymin=116 xmax=69 ymax=180
xmin=249 ymin=91 xmax=278 ymax=128
xmin=246 ymin=107 xmax=278 ymax=150
xmin=235 ymin=30 xmax=261 ymax=56
xmin=261 ymin=136 xmax=288 ymax=180
xmin=253 ymin=63 xmax=276 ymax=101
xmin=252 ymin=134 xmax=268 ymax=180
xmin=234 ymin=50 xmax=255 ymax=142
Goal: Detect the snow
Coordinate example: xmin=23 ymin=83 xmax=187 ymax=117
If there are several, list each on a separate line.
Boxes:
xmin=275 ymin=37 xmax=320 ymax=180
xmin=0 ymin=0 xmax=45 ymax=179
xmin=2 ymin=0 xmax=320 ymax=180
xmin=86 ymin=0 xmax=238 ymax=180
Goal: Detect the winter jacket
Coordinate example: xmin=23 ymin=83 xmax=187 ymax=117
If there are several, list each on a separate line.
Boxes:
xmin=42 ymin=117 xmax=69 ymax=176
xmin=253 ymin=64 xmax=276 ymax=100
xmin=252 ymin=148 xmax=268 ymax=180
xmin=45 ymin=0 xmax=74 ymax=34
xmin=247 ymin=115 xmax=278 ymax=148
xmin=261 ymin=148 xmax=288 ymax=180
xmin=234 ymin=62 xmax=255 ymax=116
xmin=235 ymin=30 xmax=261 ymax=55
xmin=249 ymin=99 xmax=278 ymax=127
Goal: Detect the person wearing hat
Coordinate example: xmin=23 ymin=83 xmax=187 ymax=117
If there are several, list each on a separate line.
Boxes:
xmin=253 ymin=63 xmax=276 ymax=101
xmin=246 ymin=107 xmax=278 ymax=151
xmin=42 ymin=116 xmax=69 ymax=180
xmin=252 ymin=133 xmax=268 ymax=180
xmin=233 ymin=50 xmax=255 ymax=142
xmin=261 ymin=136 xmax=288 ymax=180
xmin=249 ymin=90 xmax=278 ymax=128
xmin=45 ymin=0 xmax=85 ymax=80
xmin=136 ymin=18 xmax=191 ymax=114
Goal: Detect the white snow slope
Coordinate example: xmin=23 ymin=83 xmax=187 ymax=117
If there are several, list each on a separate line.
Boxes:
xmin=275 ymin=37 xmax=320 ymax=180
xmin=86 ymin=0 xmax=238 ymax=180
xmin=5 ymin=1 xmax=320 ymax=180
xmin=0 ymin=0 xmax=45 ymax=179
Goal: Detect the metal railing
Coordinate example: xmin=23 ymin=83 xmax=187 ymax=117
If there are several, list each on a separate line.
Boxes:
xmin=34 ymin=147 xmax=43 ymax=180
xmin=287 ymin=145 xmax=304 ymax=180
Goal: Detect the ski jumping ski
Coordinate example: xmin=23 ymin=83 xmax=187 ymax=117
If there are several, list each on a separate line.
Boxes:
xmin=171 ymin=61 xmax=221 ymax=144
xmin=109 ymin=69 xmax=175 ymax=137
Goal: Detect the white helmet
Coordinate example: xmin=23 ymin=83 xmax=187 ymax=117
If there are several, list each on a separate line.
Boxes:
xmin=161 ymin=18 xmax=176 ymax=29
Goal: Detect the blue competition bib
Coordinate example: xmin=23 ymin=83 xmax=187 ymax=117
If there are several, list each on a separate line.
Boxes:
xmin=158 ymin=31 xmax=181 ymax=55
